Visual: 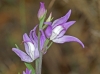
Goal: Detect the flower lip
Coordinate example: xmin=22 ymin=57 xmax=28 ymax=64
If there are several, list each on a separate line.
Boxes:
xmin=50 ymin=25 xmax=64 ymax=40
xmin=53 ymin=25 xmax=64 ymax=35
xmin=26 ymin=42 xmax=35 ymax=59
xmin=23 ymin=33 xmax=35 ymax=59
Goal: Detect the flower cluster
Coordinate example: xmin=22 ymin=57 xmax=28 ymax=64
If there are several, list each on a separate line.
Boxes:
xmin=12 ymin=2 xmax=84 ymax=74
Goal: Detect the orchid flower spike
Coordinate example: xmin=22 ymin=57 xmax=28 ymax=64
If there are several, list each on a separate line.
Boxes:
xmin=38 ymin=2 xmax=46 ymax=19
xmin=12 ymin=26 xmax=46 ymax=62
xmin=23 ymin=68 xmax=31 ymax=74
xmin=45 ymin=10 xmax=85 ymax=48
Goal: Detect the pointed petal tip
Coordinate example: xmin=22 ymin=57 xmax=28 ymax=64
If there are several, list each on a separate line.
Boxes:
xmin=69 ymin=9 xmax=71 ymax=12
xmin=67 ymin=21 xmax=76 ymax=26
xmin=64 ymin=9 xmax=72 ymax=18
xmin=72 ymin=21 xmax=76 ymax=23
xmin=40 ymin=2 xmax=45 ymax=7
xmin=23 ymin=33 xmax=32 ymax=42
xmin=69 ymin=21 xmax=76 ymax=24
xmin=77 ymin=40 xmax=85 ymax=48
xmin=23 ymin=33 xmax=27 ymax=36
xmin=68 ymin=9 xmax=71 ymax=14
xmin=32 ymin=25 xmax=38 ymax=31
xmin=40 ymin=2 xmax=44 ymax=5
xmin=12 ymin=48 xmax=18 ymax=51
xmin=23 ymin=33 xmax=27 ymax=39
xmin=67 ymin=9 xmax=71 ymax=14
xmin=81 ymin=43 xmax=85 ymax=48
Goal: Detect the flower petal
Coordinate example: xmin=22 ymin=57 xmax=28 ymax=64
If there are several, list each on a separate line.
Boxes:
xmin=56 ymin=21 xmax=75 ymax=38
xmin=23 ymin=33 xmax=31 ymax=42
xmin=52 ymin=10 xmax=71 ymax=28
xmin=53 ymin=35 xmax=85 ymax=48
xmin=12 ymin=48 xmax=33 ymax=62
xmin=29 ymin=25 xmax=38 ymax=47
xmin=29 ymin=26 xmax=40 ymax=60
xmin=50 ymin=25 xmax=64 ymax=40
xmin=23 ymin=33 xmax=35 ymax=59
xmin=40 ymin=30 xmax=46 ymax=49
xmin=62 ymin=21 xmax=76 ymax=30
xmin=24 ymin=42 xmax=35 ymax=60
xmin=34 ymin=48 xmax=39 ymax=59
xmin=45 ymin=25 xmax=52 ymax=38
xmin=56 ymin=30 xmax=66 ymax=38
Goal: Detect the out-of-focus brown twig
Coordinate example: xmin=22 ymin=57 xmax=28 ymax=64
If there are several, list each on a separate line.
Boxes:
xmin=48 ymin=0 xmax=56 ymax=9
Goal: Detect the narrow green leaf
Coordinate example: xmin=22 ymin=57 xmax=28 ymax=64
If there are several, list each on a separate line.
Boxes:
xmin=47 ymin=42 xmax=53 ymax=50
xmin=15 ymin=44 xmax=19 ymax=49
xmin=44 ymin=39 xmax=49 ymax=47
xmin=35 ymin=58 xmax=39 ymax=74
xmin=24 ymin=62 xmax=35 ymax=74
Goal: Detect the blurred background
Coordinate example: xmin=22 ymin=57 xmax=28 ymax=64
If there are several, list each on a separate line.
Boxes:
xmin=0 ymin=0 xmax=100 ymax=74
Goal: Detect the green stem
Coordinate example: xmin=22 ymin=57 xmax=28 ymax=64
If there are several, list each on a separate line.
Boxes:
xmin=37 ymin=10 xmax=47 ymax=74
xmin=35 ymin=59 xmax=39 ymax=74
xmin=38 ymin=51 xmax=42 ymax=74
xmin=38 ymin=32 xmax=42 ymax=74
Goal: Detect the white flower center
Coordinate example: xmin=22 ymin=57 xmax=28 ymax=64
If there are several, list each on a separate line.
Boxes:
xmin=50 ymin=26 xmax=63 ymax=40
xmin=27 ymin=42 xmax=35 ymax=60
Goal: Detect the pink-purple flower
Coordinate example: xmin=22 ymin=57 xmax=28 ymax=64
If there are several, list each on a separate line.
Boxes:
xmin=45 ymin=10 xmax=84 ymax=48
xmin=12 ymin=26 xmax=46 ymax=62
xmin=23 ymin=68 xmax=31 ymax=74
